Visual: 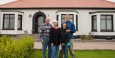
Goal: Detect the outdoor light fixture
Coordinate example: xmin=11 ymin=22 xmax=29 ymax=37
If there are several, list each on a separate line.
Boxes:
xmin=29 ymin=14 xmax=32 ymax=18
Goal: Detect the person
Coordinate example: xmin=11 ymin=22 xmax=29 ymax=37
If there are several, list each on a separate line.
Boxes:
xmin=39 ymin=18 xmax=52 ymax=58
xmin=60 ymin=23 xmax=70 ymax=58
xmin=59 ymin=14 xmax=76 ymax=58
xmin=49 ymin=20 xmax=60 ymax=58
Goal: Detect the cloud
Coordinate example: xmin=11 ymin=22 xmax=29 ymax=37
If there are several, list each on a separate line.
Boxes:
xmin=0 ymin=0 xmax=17 ymax=5
xmin=106 ymin=0 xmax=115 ymax=2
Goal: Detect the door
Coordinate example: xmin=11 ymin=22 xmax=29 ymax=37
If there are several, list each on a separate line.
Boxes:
xmin=34 ymin=16 xmax=44 ymax=33
xmin=32 ymin=12 xmax=46 ymax=34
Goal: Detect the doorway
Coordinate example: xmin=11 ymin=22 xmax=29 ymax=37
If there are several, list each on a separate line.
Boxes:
xmin=32 ymin=12 xmax=46 ymax=33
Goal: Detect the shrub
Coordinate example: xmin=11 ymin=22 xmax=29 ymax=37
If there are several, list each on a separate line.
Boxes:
xmin=80 ymin=34 xmax=94 ymax=40
xmin=0 ymin=35 xmax=34 ymax=58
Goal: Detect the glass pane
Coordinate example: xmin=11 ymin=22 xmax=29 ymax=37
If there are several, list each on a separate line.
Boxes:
xmin=61 ymin=19 xmax=65 ymax=24
xmin=93 ymin=19 xmax=97 ymax=30
xmin=100 ymin=19 xmax=106 ymax=30
xmin=69 ymin=15 xmax=73 ymax=18
xmin=70 ymin=19 xmax=74 ymax=22
xmin=93 ymin=16 xmax=96 ymax=20
xmin=4 ymin=19 xmax=9 ymax=29
xmin=10 ymin=15 xmax=15 ymax=19
xmin=4 ymin=15 xmax=9 ymax=19
xmin=18 ymin=15 xmax=22 ymax=19
xmin=10 ymin=19 xmax=15 ymax=29
xmin=18 ymin=19 xmax=21 ymax=28
xmin=62 ymin=15 xmax=65 ymax=18
xmin=101 ymin=16 xmax=106 ymax=20
xmin=38 ymin=16 xmax=44 ymax=32
xmin=107 ymin=16 xmax=112 ymax=20
xmin=107 ymin=19 xmax=112 ymax=30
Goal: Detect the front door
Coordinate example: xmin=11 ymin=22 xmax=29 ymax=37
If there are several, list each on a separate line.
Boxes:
xmin=34 ymin=16 xmax=44 ymax=33
xmin=32 ymin=12 xmax=46 ymax=34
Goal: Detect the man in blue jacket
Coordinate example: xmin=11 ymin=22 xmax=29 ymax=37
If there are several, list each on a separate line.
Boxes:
xmin=65 ymin=14 xmax=76 ymax=58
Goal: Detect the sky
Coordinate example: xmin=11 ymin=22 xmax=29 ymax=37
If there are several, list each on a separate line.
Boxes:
xmin=0 ymin=0 xmax=115 ymax=5
xmin=0 ymin=0 xmax=17 ymax=5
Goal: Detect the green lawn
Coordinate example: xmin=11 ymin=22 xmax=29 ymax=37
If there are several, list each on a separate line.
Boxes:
xmin=28 ymin=50 xmax=115 ymax=58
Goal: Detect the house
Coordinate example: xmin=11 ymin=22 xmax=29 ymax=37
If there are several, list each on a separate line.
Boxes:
xmin=0 ymin=0 xmax=115 ymax=39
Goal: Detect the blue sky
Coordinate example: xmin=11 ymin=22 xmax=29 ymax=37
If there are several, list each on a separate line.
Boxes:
xmin=0 ymin=0 xmax=115 ymax=5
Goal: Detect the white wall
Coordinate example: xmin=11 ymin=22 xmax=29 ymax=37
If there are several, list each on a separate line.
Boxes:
xmin=0 ymin=9 xmax=115 ymax=36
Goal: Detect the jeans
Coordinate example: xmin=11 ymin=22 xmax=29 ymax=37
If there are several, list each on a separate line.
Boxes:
xmin=51 ymin=45 xmax=59 ymax=58
xmin=42 ymin=36 xmax=51 ymax=58
xmin=69 ymin=39 xmax=75 ymax=58
xmin=59 ymin=39 xmax=75 ymax=58
xmin=62 ymin=45 xmax=69 ymax=58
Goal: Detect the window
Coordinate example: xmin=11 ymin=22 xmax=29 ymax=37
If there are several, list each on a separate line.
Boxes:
xmin=61 ymin=14 xmax=74 ymax=24
xmin=100 ymin=15 xmax=113 ymax=32
xmin=3 ymin=14 xmax=15 ymax=30
xmin=92 ymin=15 xmax=97 ymax=32
xmin=18 ymin=15 xmax=22 ymax=30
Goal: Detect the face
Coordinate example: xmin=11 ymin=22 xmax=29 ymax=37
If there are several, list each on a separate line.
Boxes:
xmin=65 ymin=15 xmax=70 ymax=21
xmin=62 ymin=23 xmax=66 ymax=29
xmin=53 ymin=22 xmax=58 ymax=26
xmin=45 ymin=18 xmax=50 ymax=24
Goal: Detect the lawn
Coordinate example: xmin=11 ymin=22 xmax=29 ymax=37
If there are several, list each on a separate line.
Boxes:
xmin=28 ymin=50 xmax=115 ymax=58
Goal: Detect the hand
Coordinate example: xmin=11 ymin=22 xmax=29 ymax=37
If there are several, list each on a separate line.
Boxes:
xmin=66 ymin=29 xmax=70 ymax=32
xmin=51 ymin=43 xmax=53 ymax=46
xmin=62 ymin=43 xmax=65 ymax=46
xmin=40 ymin=39 xmax=43 ymax=43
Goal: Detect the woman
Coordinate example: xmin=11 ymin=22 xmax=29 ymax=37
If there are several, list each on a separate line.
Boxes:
xmin=60 ymin=23 xmax=70 ymax=58
xmin=49 ymin=20 xmax=60 ymax=58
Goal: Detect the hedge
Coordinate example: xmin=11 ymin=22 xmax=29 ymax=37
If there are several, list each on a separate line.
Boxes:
xmin=0 ymin=35 xmax=34 ymax=58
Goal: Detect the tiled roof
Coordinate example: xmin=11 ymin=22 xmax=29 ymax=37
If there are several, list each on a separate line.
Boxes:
xmin=0 ymin=0 xmax=115 ymax=8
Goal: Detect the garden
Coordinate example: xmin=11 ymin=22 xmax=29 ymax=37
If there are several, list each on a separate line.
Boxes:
xmin=0 ymin=35 xmax=115 ymax=58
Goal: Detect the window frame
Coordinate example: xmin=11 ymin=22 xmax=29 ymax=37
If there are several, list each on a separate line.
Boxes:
xmin=91 ymin=15 xmax=97 ymax=32
xmin=100 ymin=15 xmax=114 ymax=32
xmin=2 ymin=14 xmax=15 ymax=30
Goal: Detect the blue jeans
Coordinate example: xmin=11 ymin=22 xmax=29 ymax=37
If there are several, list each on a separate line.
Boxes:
xmin=42 ymin=36 xmax=51 ymax=58
xmin=51 ymin=45 xmax=59 ymax=58
xmin=62 ymin=45 xmax=69 ymax=58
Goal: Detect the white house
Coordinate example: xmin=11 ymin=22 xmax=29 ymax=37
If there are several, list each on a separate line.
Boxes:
xmin=0 ymin=0 xmax=115 ymax=39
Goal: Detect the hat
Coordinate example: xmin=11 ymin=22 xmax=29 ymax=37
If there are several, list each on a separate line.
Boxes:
xmin=53 ymin=20 xmax=58 ymax=23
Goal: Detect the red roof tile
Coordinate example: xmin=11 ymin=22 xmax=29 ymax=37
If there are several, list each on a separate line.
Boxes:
xmin=0 ymin=0 xmax=115 ymax=8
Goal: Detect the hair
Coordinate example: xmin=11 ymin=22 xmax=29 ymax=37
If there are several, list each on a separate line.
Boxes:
xmin=45 ymin=18 xmax=50 ymax=21
xmin=65 ymin=14 xmax=70 ymax=17
xmin=61 ymin=23 xmax=67 ymax=29
xmin=53 ymin=22 xmax=58 ymax=26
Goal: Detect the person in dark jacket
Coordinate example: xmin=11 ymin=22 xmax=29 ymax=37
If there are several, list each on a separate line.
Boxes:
xmin=49 ymin=20 xmax=60 ymax=58
xmin=60 ymin=23 xmax=70 ymax=58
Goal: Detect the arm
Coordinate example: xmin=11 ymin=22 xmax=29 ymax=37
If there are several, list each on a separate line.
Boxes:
xmin=70 ymin=23 xmax=76 ymax=33
xmin=65 ymin=32 xmax=70 ymax=43
xmin=49 ymin=28 xmax=53 ymax=43
xmin=39 ymin=24 xmax=44 ymax=39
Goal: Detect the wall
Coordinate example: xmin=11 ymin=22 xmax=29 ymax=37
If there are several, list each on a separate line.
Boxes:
xmin=0 ymin=9 xmax=115 ymax=37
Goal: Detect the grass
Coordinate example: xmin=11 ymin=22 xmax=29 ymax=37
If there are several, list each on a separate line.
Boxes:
xmin=28 ymin=50 xmax=115 ymax=58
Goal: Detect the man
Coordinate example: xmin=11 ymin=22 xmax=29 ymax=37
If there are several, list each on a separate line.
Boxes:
xmin=39 ymin=18 xmax=52 ymax=58
xmin=65 ymin=14 xmax=76 ymax=58
xmin=59 ymin=14 xmax=76 ymax=58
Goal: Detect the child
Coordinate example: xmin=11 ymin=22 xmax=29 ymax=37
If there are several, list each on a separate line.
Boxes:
xmin=60 ymin=23 xmax=70 ymax=58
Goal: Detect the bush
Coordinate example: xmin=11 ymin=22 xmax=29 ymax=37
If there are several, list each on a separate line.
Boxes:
xmin=80 ymin=34 xmax=94 ymax=40
xmin=0 ymin=35 xmax=34 ymax=58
